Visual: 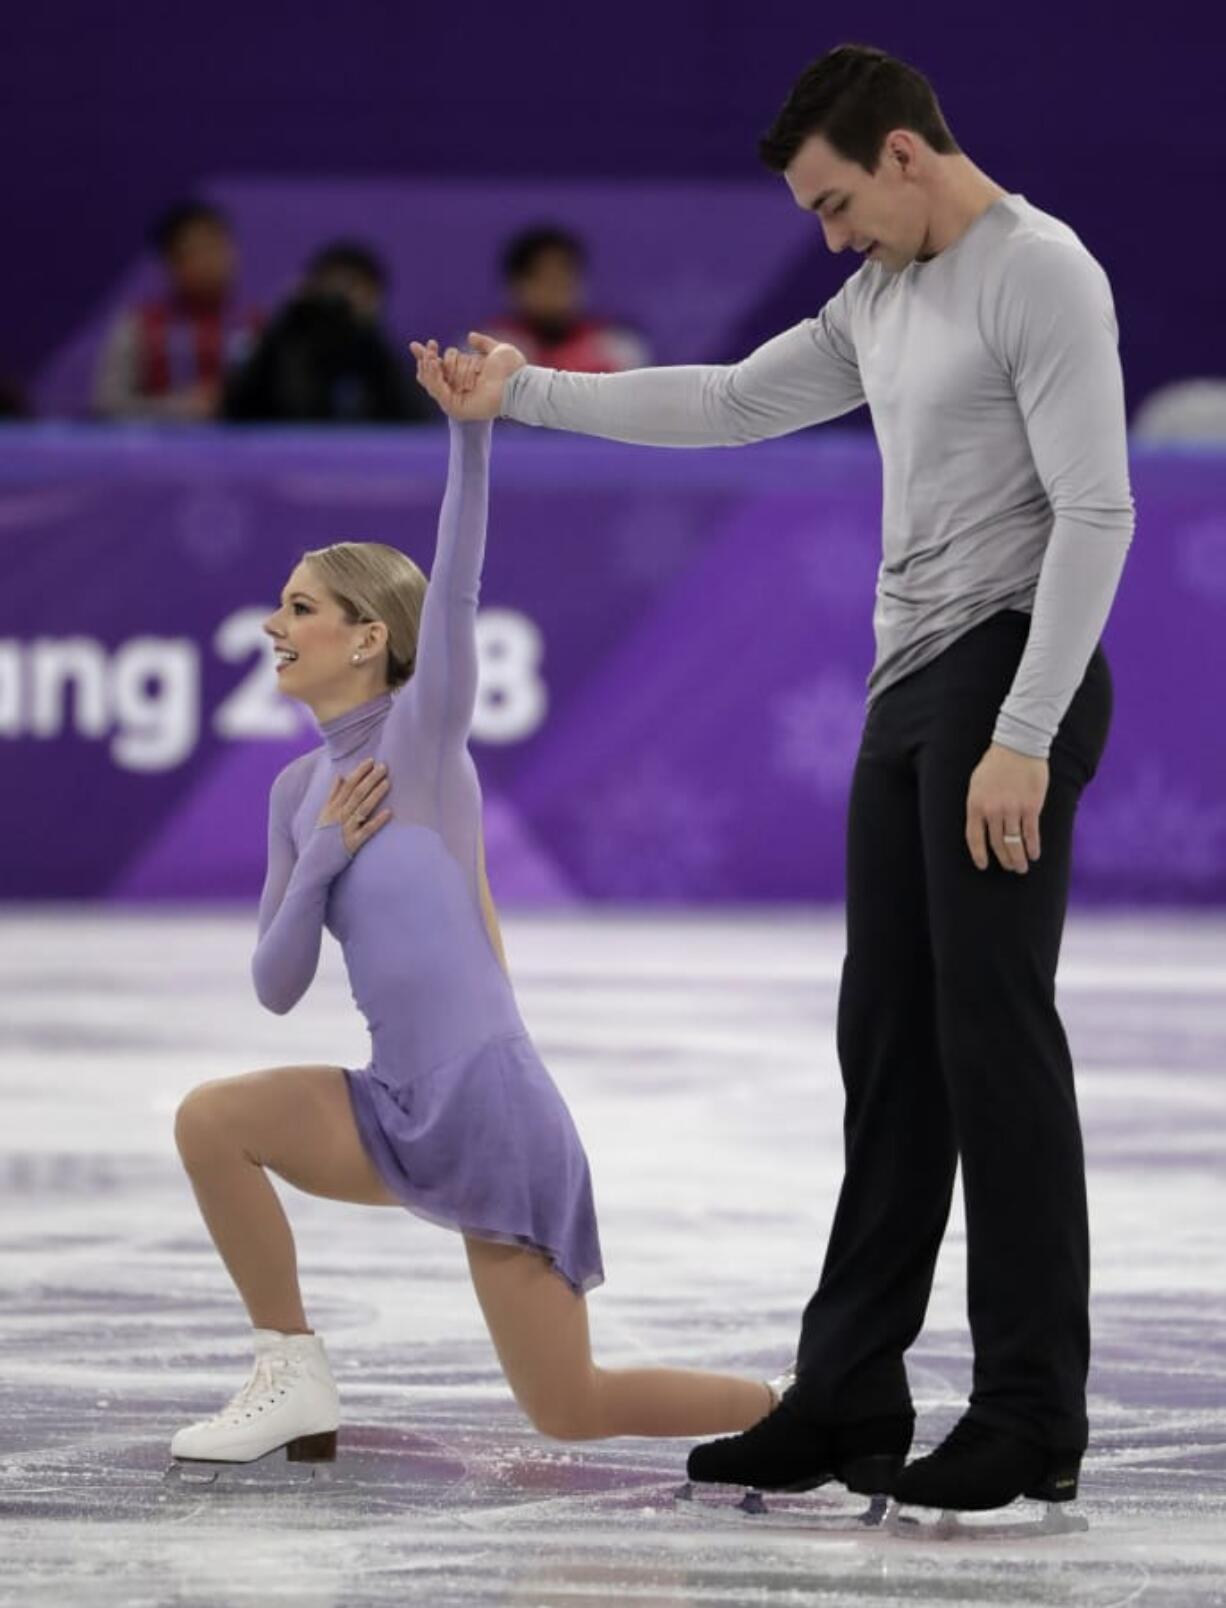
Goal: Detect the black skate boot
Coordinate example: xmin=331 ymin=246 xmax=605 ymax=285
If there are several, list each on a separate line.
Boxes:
xmin=685 ymin=1400 xmax=913 ymax=1496
xmin=889 ymin=1417 xmax=1087 ymax=1538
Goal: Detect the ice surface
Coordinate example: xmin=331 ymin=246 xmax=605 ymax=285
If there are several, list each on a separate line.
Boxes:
xmin=1 ymin=909 xmax=1224 ymax=1606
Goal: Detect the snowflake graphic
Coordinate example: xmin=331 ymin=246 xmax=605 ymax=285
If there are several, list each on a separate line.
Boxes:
xmin=771 ymin=671 xmax=865 ymax=801
xmin=1175 ymin=516 xmax=1226 ymax=604
xmin=575 ymin=760 xmax=733 ymax=897
xmin=175 ymin=486 xmax=252 ymax=572
xmin=1076 ymin=763 xmax=1226 ymax=890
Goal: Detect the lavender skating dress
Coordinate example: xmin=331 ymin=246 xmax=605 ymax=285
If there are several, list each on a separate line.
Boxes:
xmin=251 ymin=420 xmax=603 ymax=1295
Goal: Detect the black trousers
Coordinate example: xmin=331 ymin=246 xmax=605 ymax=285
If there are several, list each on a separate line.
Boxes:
xmin=791 ymin=611 xmax=1113 ymax=1452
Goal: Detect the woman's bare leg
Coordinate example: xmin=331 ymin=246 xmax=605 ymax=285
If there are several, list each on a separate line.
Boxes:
xmin=465 ymin=1238 xmax=772 ymax=1440
xmin=176 ymin=1071 xmax=770 ymax=1433
xmin=174 ymin=1066 xmax=399 ymax=1334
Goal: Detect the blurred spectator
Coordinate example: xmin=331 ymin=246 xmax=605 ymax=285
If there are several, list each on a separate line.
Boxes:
xmin=223 ymin=241 xmax=430 ymax=425
xmin=1131 ymin=379 xmax=1226 ymax=443
xmin=94 ymin=201 xmax=258 ymax=422
xmin=487 ymin=226 xmax=651 ymax=373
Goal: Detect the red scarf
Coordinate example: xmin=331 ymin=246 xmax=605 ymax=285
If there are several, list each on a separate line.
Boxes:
xmin=137 ymin=298 xmax=259 ymax=395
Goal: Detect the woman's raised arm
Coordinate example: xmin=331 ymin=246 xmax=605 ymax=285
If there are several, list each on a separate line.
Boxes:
xmin=387 ymin=419 xmax=492 ymax=777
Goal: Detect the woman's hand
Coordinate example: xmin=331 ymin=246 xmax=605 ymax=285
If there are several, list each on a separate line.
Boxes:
xmin=318 ymin=759 xmax=392 ymax=857
xmin=409 ymin=333 xmax=525 ymax=420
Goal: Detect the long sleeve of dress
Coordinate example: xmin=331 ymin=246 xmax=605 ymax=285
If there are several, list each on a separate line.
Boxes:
xmin=358 ymin=418 xmax=491 ymax=897
xmin=251 ymin=764 xmax=351 ymax=1014
xmin=397 ymin=419 xmax=491 ymax=771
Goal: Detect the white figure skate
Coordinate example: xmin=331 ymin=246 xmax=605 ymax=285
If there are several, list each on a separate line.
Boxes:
xmin=167 ymin=1329 xmax=339 ymax=1485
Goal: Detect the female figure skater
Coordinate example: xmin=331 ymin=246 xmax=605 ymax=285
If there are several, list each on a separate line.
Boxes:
xmin=170 ymin=347 xmax=774 ymax=1469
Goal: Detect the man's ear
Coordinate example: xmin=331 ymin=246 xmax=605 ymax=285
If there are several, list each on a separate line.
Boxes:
xmin=884 ymin=129 xmax=921 ymax=177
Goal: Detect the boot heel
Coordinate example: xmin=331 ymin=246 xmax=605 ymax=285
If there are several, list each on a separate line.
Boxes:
xmin=839 ymin=1452 xmax=904 ymax=1495
xmin=286 ymin=1430 xmax=338 ymax=1463
xmin=1025 ymin=1459 xmax=1080 ymax=1503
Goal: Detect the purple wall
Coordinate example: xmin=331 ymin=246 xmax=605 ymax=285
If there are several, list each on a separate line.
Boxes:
xmin=2 ymin=0 xmax=1221 ymax=413
xmin=1 ymin=426 xmax=1223 ymax=906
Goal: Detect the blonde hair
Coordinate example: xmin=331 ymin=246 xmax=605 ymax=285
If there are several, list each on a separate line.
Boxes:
xmin=302 ymin=542 xmax=427 ymax=689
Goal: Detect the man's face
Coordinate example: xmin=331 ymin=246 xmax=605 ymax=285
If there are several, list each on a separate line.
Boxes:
xmin=784 ymin=132 xmax=930 ymax=274
xmin=511 ymin=248 xmax=583 ymax=325
xmin=167 ymin=219 xmax=236 ymax=303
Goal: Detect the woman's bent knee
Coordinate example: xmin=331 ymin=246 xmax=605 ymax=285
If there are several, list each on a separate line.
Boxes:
xmin=464 ymin=1238 xmax=605 ymax=1439
xmin=520 ymin=1370 xmax=606 ymax=1442
xmin=173 ymin=1079 xmax=235 ymax=1160
xmin=525 ymin=1395 xmax=601 ymax=1442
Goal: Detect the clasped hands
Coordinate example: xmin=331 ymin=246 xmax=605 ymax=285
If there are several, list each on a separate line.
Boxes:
xmin=409 ymin=333 xmax=524 ymax=420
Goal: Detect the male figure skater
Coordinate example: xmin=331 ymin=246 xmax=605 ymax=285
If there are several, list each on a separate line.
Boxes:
xmin=412 ymin=43 xmax=1133 ymax=1515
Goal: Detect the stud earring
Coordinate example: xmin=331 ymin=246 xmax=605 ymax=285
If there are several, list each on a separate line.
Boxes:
xmin=352 ymin=653 xmax=363 ymax=665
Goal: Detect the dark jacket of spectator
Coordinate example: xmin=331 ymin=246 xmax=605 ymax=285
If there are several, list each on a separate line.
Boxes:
xmin=223 ymin=241 xmax=430 ymax=424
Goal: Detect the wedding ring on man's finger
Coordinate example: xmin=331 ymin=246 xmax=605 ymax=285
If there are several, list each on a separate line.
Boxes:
xmin=1003 ymin=833 xmax=1023 ymax=844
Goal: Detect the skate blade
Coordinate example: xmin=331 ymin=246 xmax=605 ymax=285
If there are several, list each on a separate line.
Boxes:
xmin=885 ymin=1498 xmax=1089 ymax=1540
xmin=164 ymin=1447 xmax=334 ymax=1492
xmin=165 ymin=1427 xmax=338 ymax=1488
xmin=673 ymin=1482 xmax=889 ymax=1529
xmin=164 ymin=1453 xmax=334 ymax=1490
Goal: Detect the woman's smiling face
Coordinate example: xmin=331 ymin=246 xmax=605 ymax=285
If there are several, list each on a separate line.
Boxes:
xmin=262 ymin=561 xmax=376 ymax=704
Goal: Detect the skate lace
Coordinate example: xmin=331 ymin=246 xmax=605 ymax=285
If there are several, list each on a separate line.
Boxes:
xmin=213 ymin=1352 xmax=299 ymax=1425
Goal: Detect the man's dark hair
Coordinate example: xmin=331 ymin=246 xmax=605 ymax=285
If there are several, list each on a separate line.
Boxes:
xmin=501 ymin=227 xmax=586 ymax=283
xmin=307 ymin=240 xmax=389 ymax=293
xmin=151 ymin=200 xmax=229 ymax=257
xmin=759 ymin=44 xmax=959 ymax=174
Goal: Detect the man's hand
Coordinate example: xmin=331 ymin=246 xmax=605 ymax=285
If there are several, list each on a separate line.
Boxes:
xmin=965 ymin=743 xmax=1049 ymax=874
xmin=409 ymin=331 xmax=525 ymax=420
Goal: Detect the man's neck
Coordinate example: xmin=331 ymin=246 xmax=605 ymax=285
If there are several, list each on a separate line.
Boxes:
xmin=919 ymin=158 xmax=1010 ymax=260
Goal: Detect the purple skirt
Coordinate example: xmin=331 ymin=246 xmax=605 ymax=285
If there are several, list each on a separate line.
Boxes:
xmin=344 ymin=1028 xmax=604 ymax=1295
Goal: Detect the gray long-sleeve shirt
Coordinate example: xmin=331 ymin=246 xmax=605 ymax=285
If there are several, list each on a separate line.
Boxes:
xmin=501 ymin=194 xmax=1135 ymax=759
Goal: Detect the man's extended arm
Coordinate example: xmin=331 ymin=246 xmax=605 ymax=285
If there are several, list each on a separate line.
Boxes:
xmin=500 ymin=301 xmax=865 ymax=446
xmin=413 ymin=280 xmax=866 ymax=445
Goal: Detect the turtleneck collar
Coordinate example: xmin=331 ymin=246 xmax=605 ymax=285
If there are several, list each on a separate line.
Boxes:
xmin=318 ymin=691 xmax=394 ymax=763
